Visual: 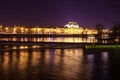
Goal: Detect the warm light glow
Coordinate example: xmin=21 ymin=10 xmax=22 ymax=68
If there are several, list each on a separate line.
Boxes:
xmin=64 ymin=22 xmax=79 ymax=28
xmin=25 ymin=28 xmax=28 ymax=31
xmin=0 ymin=23 xmax=101 ymax=35
xmin=14 ymin=28 xmax=16 ymax=31
xmin=31 ymin=52 xmax=41 ymax=66
xmin=21 ymin=28 xmax=24 ymax=33
xmin=19 ymin=46 xmax=28 ymax=49
xmin=5 ymin=27 xmax=8 ymax=30
xmin=13 ymin=46 xmax=17 ymax=49
xmin=3 ymin=52 xmax=9 ymax=71
xmin=19 ymin=51 xmax=28 ymax=70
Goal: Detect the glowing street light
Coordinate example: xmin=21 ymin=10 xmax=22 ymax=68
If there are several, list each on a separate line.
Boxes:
xmin=5 ymin=27 xmax=9 ymax=33
xmin=21 ymin=28 xmax=24 ymax=33
xmin=13 ymin=28 xmax=16 ymax=34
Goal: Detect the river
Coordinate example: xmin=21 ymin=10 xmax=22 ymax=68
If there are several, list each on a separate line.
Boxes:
xmin=0 ymin=45 xmax=120 ymax=80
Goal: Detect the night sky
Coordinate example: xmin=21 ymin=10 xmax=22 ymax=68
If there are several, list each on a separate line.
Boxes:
xmin=0 ymin=0 xmax=117 ymax=28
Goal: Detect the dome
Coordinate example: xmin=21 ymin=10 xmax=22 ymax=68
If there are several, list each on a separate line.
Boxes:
xmin=64 ymin=22 xmax=79 ymax=28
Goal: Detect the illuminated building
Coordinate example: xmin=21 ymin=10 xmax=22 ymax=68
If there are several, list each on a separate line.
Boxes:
xmin=0 ymin=22 xmax=98 ymax=35
xmin=64 ymin=22 xmax=79 ymax=28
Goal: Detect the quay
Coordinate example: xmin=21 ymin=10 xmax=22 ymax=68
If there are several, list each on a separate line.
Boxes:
xmin=0 ymin=22 xmax=119 ymax=49
xmin=0 ymin=41 xmax=119 ymax=49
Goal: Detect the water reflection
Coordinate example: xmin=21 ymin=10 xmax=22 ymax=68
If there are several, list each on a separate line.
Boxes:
xmin=0 ymin=47 xmax=118 ymax=80
xmin=3 ymin=52 xmax=10 ymax=72
xmin=18 ymin=51 xmax=29 ymax=70
xmin=84 ymin=51 xmax=110 ymax=80
xmin=102 ymin=52 xmax=109 ymax=62
xmin=11 ymin=52 xmax=18 ymax=69
xmin=31 ymin=51 xmax=41 ymax=67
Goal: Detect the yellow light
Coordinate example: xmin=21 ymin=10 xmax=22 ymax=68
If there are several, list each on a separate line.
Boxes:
xmin=21 ymin=28 xmax=24 ymax=33
xmin=5 ymin=27 xmax=8 ymax=30
xmin=25 ymin=28 xmax=28 ymax=31
xmin=13 ymin=46 xmax=17 ymax=49
xmin=21 ymin=28 xmax=24 ymax=30
xmin=115 ymin=38 xmax=119 ymax=42
xmin=14 ymin=28 xmax=16 ymax=31
xmin=38 ymin=28 xmax=40 ymax=31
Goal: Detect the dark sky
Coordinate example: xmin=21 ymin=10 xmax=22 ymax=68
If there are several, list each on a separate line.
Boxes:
xmin=0 ymin=0 xmax=115 ymax=27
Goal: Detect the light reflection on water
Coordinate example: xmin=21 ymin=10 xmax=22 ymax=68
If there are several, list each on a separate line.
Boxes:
xmin=0 ymin=47 xmax=119 ymax=80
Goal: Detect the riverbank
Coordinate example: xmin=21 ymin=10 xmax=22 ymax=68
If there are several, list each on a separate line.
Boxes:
xmin=85 ymin=44 xmax=120 ymax=49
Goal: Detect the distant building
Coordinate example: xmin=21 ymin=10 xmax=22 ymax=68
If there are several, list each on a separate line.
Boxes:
xmin=0 ymin=22 xmax=98 ymax=35
xmin=64 ymin=22 xmax=79 ymax=28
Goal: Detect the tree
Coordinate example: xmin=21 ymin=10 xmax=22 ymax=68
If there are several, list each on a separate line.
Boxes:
xmin=110 ymin=23 xmax=120 ymax=43
xmin=95 ymin=24 xmax=105 ymax=43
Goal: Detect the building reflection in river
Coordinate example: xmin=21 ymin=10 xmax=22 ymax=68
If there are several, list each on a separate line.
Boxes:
xmin=0 ymin=46 xmax=113 ymax=80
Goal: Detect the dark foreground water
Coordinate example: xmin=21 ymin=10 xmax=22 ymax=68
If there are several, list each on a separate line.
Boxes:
xmin=0 ymin=46 xmax=120 ymax=80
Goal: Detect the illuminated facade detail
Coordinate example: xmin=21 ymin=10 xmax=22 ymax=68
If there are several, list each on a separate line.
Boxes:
xmin=64 ymin=22 xmax=79 ymax=28
xmin=0 ymin=25 xmax=3 ymax=32
xmin=0 ymin=22 xmax=99 ymax=35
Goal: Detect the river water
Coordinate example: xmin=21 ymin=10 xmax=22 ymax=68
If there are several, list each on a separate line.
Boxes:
xmin=0 ymin=45 xmax=120 ymax=80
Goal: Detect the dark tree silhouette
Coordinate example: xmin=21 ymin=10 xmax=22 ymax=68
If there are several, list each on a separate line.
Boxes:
xmin=110 ymin=23 xmax=120 ymax=43
xmin=95 ymin=24 xmax=105 ymax=43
